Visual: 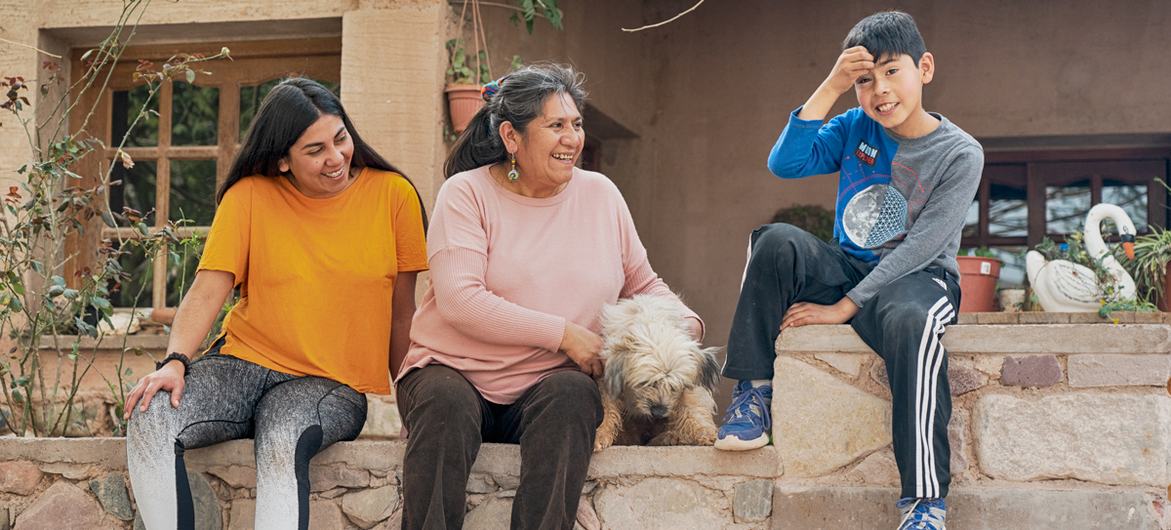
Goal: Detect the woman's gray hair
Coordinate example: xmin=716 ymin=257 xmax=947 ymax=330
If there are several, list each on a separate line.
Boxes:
xmin=444 ymin=63 xmax=587 ymax=178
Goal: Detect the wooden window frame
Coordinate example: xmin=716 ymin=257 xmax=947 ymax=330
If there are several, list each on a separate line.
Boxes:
xmin=964 ymin=147 xmax=1170 ymax=251
xmin=68 ymin=38 xmax=341 ymax=311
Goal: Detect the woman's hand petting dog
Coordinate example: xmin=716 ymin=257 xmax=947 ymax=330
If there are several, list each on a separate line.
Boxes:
xmin=781 ymin=298 xmax=860 ymax=330
xmin=561 ymin=321 xmax=605 ymax=377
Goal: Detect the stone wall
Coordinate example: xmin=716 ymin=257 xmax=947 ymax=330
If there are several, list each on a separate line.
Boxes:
xmin=2 ymin=321 xmax=1169 ymax=529
xmin=13 ymin=335 xmax=405 ymax=440
xmin=0 ymin=439 xmax=779 ymax=529
xmin=772 ymin=320 xmax=1171 ymax=529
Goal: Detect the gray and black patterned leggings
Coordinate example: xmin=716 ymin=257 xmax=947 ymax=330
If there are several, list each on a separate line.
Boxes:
xmin=127 ymin=342 xmax=367 ymax=530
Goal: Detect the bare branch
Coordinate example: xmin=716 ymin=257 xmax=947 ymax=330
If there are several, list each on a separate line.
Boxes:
xmin=0 ymin=36 xmax=64 ymax=59
xmin=622 ymin=0 xmax=705 ymax=33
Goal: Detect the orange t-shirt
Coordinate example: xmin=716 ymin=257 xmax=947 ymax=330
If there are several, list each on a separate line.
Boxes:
xmin=197 ymin=168 xmax=428 ymax=394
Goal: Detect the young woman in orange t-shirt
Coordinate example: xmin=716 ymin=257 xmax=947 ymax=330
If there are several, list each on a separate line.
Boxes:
xmin=123 ymin=78 xmax=427 ymax=529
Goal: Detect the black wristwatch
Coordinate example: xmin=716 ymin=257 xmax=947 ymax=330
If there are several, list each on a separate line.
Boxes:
xmin=156 ymin=352 xmax=191 ymax=372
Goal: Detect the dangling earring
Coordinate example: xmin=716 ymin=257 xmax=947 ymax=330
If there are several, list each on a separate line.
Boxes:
xmin=507 ymin=153 xmax=520 ymax=182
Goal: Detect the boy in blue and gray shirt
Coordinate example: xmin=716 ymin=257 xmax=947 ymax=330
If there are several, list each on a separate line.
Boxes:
xmin=715 ymin=11 xmax=982 ymax=530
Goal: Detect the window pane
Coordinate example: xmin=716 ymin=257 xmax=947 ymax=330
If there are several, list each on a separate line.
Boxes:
xmin=989 ymin=246 xmax=1028 ymax=287
xmin=239 ymin=78 xmax=339 ymax=138
xmin=170 ymin=159 xmax=217 ymax=225
xmin=1045 ymin=181 xmax=1091 ymax=235
xmin=166 ymin=237 xmax=206 ymax=307
xmin=109 ymin=160 xmax=158 ymax=221
xmin=172 ymin=82 xmax=219 ymax=146
xmin=110 ymin=85 xmax=158 ymax=147
xmin=989 ymin=181 xmax=1028 ymax=237
xmin=109 ymin=242 xmax=153 ymax=308
xmin=1102 ymin=180 xmax=1148 ymax=230
xmin=963 ymin=200 xmax=978 ymax=238
xmin=240 ymin=79 xmax=281 ymax=138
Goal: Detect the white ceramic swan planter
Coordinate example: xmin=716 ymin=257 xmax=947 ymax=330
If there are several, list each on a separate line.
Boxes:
xmin=1025 ymin=203 xmax=1137 ymax=312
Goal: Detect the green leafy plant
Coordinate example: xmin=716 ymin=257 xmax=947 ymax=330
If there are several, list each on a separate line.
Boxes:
xmin=0 ymin=2 xmax=227 ymax=436
xmin=770 ymin=204 xmax=834 ymax=242
xmin=509 ymin=0 xmax=564 ymax=33
xmin=1133 ymin=226 xmax=1171 ymax=305
xmin=445 ymin=39 xmax=489 ymax=85
xmin=961 ymin=247 xmax=997 ymax=259
xmin=509 ymin=54 xmax=525 ymax=72
xmin=447 ymin=0 xmax=564 ymax=86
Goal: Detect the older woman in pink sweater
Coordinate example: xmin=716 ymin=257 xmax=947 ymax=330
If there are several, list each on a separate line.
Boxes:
xmin=394 ymin=64 xmax=703 ymax=529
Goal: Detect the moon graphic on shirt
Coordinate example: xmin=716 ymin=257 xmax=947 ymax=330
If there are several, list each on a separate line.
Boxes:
xmin=842 ymin=184 xmax=909 ymax=248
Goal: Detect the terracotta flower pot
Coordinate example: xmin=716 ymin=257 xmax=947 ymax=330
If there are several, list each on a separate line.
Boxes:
xmin=445 ymin=84 xmax=484 ymax=134
xmin=957 ymin=256 xmax=1002 ymax=313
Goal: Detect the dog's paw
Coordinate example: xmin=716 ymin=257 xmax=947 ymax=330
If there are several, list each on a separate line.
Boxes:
xmin=594 ymin=427 xmax=618 ymax=452
xmin=694 ymin=427 xmax=717 ymax=446
xmin=647 ymin=432 xmax=685 ymax=446
xmin=649 ymin=426 xmax=717 ymax=446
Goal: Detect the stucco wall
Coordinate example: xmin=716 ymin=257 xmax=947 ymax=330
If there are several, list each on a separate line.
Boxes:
xmin=1 ymin=0 xmax=449 ymax=202
xmin=482 ymin=0 xmax=1171 ymax=355
xmin=627 ymin=0 xmax=1171 ymax=350
xmin=0 ymin=0 xmax=38 ymax=183
xmin=6 ymin=0 xmax=1171 ymax=386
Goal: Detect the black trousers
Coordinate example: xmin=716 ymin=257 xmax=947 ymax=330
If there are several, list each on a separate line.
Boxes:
xmin=397 ymin=365 xmax=602 ymax=530
xmin=723 ymin=223 xmax=960 ymax=499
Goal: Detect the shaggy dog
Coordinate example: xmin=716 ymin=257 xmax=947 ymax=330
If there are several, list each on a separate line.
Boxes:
xmin=593 ymin=294 xmax=721 ymax=451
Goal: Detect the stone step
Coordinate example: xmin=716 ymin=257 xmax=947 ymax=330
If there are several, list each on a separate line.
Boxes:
xmin=773 ymin=485 xmax=1167 ymax=530
xmin=0 ymin=438 xmax=784 ymax=528
xmin=775 ymin=323 xmax=1171 ymax=355
xmin=771 ymin=322 xmax=1171 ymax=530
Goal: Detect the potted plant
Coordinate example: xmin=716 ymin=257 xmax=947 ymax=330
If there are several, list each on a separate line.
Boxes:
xmin=1134 ymin=226 xmax=1171 ymax=311
xmin=444 ymin=37 xmax=489 ymax=134
xmin=769 ymin=204 xmax=834 ymax=242
xmin=957 ymin=247 xmax=1001 ymax=312
xmin=444 ymin=0 xmax=564 ymax=134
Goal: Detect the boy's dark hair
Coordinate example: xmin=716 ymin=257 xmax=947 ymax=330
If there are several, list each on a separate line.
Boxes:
xmin=842 ymin=11 xmax=926 ymax=65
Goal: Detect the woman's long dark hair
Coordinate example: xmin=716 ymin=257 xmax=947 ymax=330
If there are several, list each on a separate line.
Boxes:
xmin=220 ymin=78 xmax=427 ymax=227
xmin=444 ymin=63 xmax=587 ymax=178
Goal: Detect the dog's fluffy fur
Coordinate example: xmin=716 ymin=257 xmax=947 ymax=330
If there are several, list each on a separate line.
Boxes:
xmin=594 ymin=294 xmax=721 ymax=451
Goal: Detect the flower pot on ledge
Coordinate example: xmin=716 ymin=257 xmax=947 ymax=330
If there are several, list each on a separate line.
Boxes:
xmin=957 ymin=255 xmax=1002 ymax=312
xmin=445 ymin=83 xmax=483 ymax=134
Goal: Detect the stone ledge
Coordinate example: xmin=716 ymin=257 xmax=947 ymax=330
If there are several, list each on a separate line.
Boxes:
xmin=0 ymin=438 xmax=781 ymax=479
xmin=36 ymin=334 xmax=169 ymax=351
xmin=958 ymin=311 xmax=1171 ymax=325
xmin=776 ymin=323 xmax=1171 ymax=355
xmin=773 ymin=485 xmax=1167 ymax=529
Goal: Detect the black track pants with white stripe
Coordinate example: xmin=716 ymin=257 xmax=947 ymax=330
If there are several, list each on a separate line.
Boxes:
xmin=724 ymin=223 xmax=960 ymax=499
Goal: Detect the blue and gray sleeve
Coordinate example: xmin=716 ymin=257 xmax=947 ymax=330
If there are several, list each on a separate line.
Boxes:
xmin=845 ymin=145 xmax=984 ymax=307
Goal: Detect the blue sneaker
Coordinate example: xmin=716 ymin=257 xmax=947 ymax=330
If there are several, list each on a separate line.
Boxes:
xmin=714 ymin=380 xmax=771 ymax=450
xmin=897 ymin=497 xmax=946 ymax=530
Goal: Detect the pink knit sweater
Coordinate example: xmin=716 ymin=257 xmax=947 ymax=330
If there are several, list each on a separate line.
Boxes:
xmin=398 ymin=165 xmax=703 ymax=404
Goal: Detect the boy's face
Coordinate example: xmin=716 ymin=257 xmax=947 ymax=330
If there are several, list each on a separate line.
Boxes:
xmin=853 ymin=52 xmax=935 ymax=135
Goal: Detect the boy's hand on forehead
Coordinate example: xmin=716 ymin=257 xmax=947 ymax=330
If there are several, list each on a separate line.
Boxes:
xmin=825 ymin=46 xmax=875 ymax=95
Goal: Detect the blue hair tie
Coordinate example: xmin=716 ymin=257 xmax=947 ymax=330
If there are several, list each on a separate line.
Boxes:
xmin=481 ymin=80 xmax=500 ymax=101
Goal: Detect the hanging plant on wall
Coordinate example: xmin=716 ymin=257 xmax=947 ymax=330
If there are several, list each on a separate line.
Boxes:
xmin=445 ymin=0 xmax=564 ymax=134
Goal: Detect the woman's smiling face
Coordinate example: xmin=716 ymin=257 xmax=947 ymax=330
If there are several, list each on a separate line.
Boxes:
xmin=512 ymin=91 xmax=584 ymax=189
xmin=280 ymin=113 xmax=355 ymax=198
